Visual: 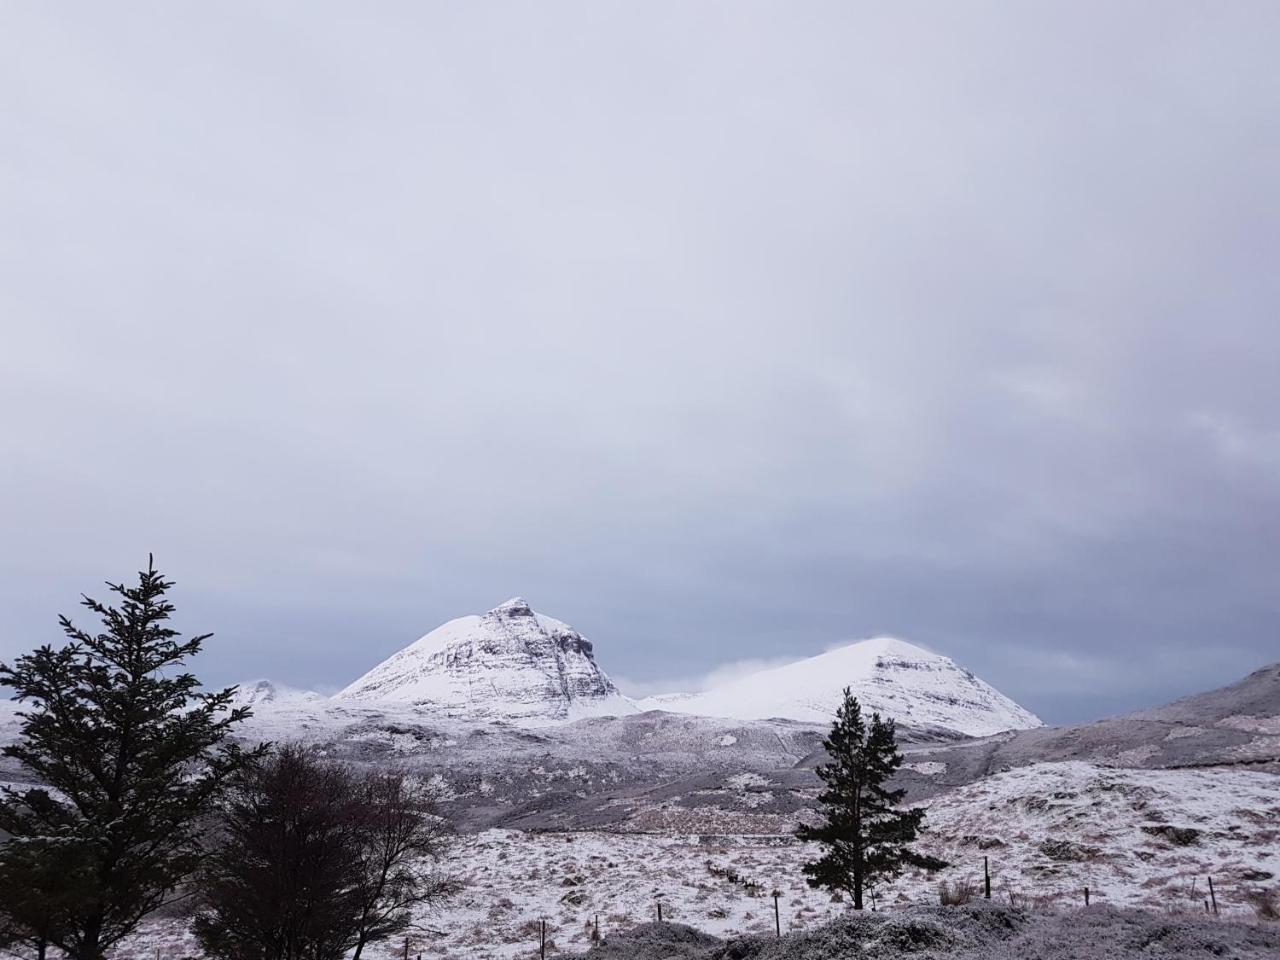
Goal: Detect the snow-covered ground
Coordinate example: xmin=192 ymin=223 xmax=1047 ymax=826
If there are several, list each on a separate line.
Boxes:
xmin=113 ymin=761 xmax=1280 ymax=960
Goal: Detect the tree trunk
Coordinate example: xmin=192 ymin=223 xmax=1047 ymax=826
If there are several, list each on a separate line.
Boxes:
xmin=852 ymin=784 xmax=863 ymax=910
xmin=81 ymin=917 xmax=103 ymax=960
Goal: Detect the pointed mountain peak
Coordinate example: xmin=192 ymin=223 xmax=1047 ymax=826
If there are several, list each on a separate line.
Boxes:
xmin=335 ymin=600 xmax=636 ymax=724
xmin=490 ymin=596 xmax=536 ymax=618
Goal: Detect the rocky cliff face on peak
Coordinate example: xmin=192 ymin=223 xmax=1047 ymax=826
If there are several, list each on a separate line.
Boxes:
xmin=333 ymin=597 xmax=637 ymax=724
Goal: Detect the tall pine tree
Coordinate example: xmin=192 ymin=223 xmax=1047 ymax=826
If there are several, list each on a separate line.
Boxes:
xmin=797 ymin=688 xmax=943 ymax=909
xmin=0 ymin=558 xmax=262 ymax=960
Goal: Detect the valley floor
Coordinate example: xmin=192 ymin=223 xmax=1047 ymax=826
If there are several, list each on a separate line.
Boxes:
xmin=115 ymin=760 xmax=1280 ymax=960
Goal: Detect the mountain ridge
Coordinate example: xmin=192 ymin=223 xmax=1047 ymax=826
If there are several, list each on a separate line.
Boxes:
xmin=328 ymin=599 xmax=1038 ymax=737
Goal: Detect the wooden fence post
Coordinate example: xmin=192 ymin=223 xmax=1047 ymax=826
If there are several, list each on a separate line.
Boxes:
xmin=540 ymin=918 xmax=546 ymax=959
xmin=1208 ymin=876 xmax=1218 ymax=916
xmin=772 ymin=890 xmax=781 ymax=937
xmin=657 ymin=901 xmax=663 ymax=922
xmin=1084 ymin=886 xmax=1090 ymax=907
xmin=983 ymin=857 xmax=991 ymax=900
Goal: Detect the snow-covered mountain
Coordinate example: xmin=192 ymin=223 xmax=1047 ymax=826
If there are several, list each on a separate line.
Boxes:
xmin=334 ymin=597 xmax=638 ymax=724
xmin=639 ymin=636 xmax=1040 ymax=737
xmin=229 ymin=679 xmax=325 ymax=711
xmin=282 ymin=600 xmax=1038 ymax=737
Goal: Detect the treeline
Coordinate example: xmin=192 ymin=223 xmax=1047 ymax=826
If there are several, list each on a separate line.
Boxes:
xmin=0 ymin=560 xmax=456 ymax=960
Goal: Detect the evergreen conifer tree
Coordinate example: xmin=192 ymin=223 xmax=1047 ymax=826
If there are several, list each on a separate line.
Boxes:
xmin=797 ymin=688 xmax=944 ymax=908
xmin=0 ymin=558 xmax=262 ymax=960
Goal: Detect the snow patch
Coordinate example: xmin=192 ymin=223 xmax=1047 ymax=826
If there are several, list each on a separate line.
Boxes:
xmin=904 ymin=761 xmax=947 ymax=776
xmin=1220 ymin=714 xmax=1280 ymax=734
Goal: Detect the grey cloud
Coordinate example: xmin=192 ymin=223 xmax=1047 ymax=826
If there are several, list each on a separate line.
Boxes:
xmin=1 ymin=2 xmax=1277 ymax=723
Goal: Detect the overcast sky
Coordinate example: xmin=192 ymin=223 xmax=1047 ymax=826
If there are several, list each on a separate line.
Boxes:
xmin=2 ymin=3 xmax=1277 ymax=724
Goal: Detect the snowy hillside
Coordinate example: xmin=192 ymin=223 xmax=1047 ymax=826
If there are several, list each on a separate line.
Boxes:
xmin=891 ymin=660 xmax=1280 ymax=800
xmin=640 ymin=637 xmax=1040 ymax=737
xmin=335 ymin=598 xmax=637 ymax=724
xmin=117 ymin=760 xmax=1280 ymax=960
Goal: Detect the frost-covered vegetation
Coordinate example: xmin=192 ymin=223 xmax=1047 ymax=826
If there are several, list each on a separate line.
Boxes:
xmin=549 ymin=904 xmax=1280 ymax=960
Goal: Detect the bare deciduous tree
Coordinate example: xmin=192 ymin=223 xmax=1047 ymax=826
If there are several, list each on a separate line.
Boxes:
xmin=351 ymin=771 xmax=458 ymax=960
xmin=195 ymin=746 xmax=458 ymax=960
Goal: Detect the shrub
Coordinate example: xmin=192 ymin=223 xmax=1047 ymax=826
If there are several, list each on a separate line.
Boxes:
xmin=1247 ymin=888 xmax=1279 ymax=922
xmin=939 ymin=879 xmax=976 ymax=906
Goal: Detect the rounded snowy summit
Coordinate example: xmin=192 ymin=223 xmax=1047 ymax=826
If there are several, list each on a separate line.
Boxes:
xmin=639 ymin=636 xmax=1040 ymax=737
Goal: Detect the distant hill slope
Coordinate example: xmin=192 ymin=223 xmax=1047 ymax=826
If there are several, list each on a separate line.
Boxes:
xmin=893 ymin=661 xmax=1280 ymax=799
xmin=1131 ymin=662 xmax=1280 ymax=725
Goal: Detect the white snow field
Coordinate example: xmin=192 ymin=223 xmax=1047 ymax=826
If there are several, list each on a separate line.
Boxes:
xmin=641 ymin=636 xmax=1041 ymax=737
xmin=114 ymin=760 xmax=1280 ymax=960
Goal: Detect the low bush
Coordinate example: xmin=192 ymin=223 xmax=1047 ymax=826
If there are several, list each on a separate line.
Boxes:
xmin=939 ymin=879 xmax=976 ymax=906
xmin=1247 ymin=888 xmax=1279 ymax=922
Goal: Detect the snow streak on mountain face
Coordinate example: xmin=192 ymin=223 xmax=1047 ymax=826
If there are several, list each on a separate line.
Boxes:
xmin=640 ymin=636 xmax=1041 ymax=737
xmin=334 ymin=598 xmax=637 ymax=724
